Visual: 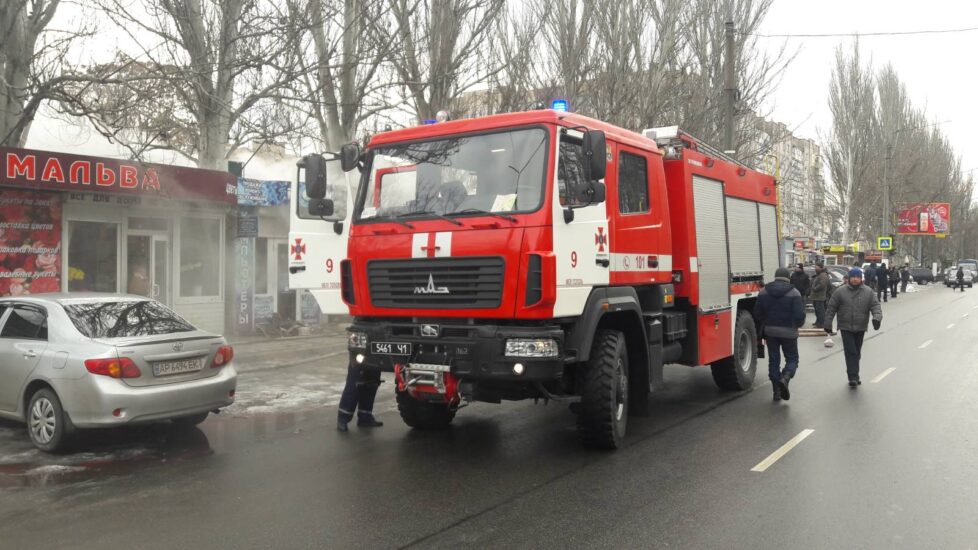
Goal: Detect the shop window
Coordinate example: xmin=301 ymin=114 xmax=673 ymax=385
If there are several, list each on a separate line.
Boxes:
xmin=68 ymin=221 xmax=118 ymax=292
xmin=255 ymin=237 xmax=269 ymax=295
xmin=179 ymin=217 xmax=222 ymax=298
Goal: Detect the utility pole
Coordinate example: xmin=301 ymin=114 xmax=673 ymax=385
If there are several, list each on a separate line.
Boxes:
xmin=723 ymin=20 xmax=737 ymax=155
xmin=882 ymin=143 xmax=891 ymax=261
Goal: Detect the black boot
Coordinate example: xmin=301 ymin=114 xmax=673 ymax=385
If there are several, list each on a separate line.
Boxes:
xmin=779 ymin=371 xmax=792 ymax=401
xmin=337 ymin=419 xmax=349 ymax=432
xmin=848 ymin=378 xmax=859 ymax=388
xmin=772 ymin=384 xmax=782 ymax=402
xmin=357 ymin=416 xmax=384 ymax=428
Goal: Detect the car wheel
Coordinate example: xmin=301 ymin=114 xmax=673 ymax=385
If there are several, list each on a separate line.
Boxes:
xmin=710 ymin=311 xmax=758 ymax=391
xmin=27 ymin=388 xmax=72 ymax=453
xmin=577 ymin=329 xmax=628 ymax=449
xmin=171 ymin=412 xmax=210 ymax=428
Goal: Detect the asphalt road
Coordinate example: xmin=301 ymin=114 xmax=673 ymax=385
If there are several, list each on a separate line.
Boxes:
xmin=2 ymin=284 xmax=976 ymax=549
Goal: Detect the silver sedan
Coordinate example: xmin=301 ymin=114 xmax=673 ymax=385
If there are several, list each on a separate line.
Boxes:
xmin=0 ymin=293 xmax=237 ymax=452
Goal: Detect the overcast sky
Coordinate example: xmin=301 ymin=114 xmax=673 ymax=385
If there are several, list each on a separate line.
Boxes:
xmin=758 ymin=0 xmax=978 ymax=180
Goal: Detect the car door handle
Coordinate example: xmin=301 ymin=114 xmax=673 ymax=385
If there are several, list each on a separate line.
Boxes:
xmin=289 ymin=266 xmax=306 ymax=274
xmin=596 ymin=258 xmax=610 ymax=268
xmin=23 ymin=350 xmax=37 ymax=359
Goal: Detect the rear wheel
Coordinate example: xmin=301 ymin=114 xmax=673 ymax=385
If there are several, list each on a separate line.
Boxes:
xmin=710 ymin=311 xmax=758 ymax=391
xmin=27 ymin=389 xmax=72 ymax=453
xmin=171 ymin=412 xmax=210 ymax=428
xmin=577 ymin=329 xmax=628 ymax=449
xmin=396 ymin=391 xmax=455 ymax=430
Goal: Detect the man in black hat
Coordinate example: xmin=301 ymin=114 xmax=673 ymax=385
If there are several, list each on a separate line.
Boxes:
xmin=754 ymin=267 xmax=806 ymax=401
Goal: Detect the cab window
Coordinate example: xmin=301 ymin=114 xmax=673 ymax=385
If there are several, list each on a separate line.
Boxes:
xmin=618 ymin=152 xmax=649 ymax=214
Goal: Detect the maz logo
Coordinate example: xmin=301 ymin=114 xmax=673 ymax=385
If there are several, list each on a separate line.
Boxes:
xmin=414 ymin=274 xmax=449 ymax=295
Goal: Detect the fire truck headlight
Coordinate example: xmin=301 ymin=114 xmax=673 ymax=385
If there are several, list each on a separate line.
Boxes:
xmin=348 ymin=331 xmax=368 ymax=349
xmin=505 ymin=338 xmax=559 ymax=358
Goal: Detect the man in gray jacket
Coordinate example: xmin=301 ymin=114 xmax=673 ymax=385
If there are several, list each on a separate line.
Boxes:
xmin=825 ymin=267 xmax=883 ymax=387
xmin=810 ymin=263 xmax=831 ymax=328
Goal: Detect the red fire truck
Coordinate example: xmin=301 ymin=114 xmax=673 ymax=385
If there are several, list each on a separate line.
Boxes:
xmin=289 ymin=110 xmax=780 ymax=448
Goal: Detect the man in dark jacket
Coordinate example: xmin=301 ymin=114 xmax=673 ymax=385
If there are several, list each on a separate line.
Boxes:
xmin=876 ymin=262 xmax=889 ymax=302
xmin=825 ymin=267 xmax=883 ymax=387
xmin=754 ymin=267 xmax=806 ymax=401
xmin=900 ymin=265 xmax=910 ymax=293
xmin=865 ymin=262 xmax=878 ymax=291
xmin=889 ymin=265 xmax=899 ymax=298
xmin=957 ymin=266 xmax=966 ymax=292
xmin=810 ymin=262 xmax=831 ymax=328
xmin=790 ymin=263 xmax=811 ymax=299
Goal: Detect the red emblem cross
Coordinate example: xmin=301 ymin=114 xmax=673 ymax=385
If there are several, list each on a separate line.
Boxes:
xmin=420 ymin=232 xmax=441 ymax=258
xmin=291 ymin=238 xmax=307 ymax=260
xmin=595 ymin=227 xmax=607 ymax=252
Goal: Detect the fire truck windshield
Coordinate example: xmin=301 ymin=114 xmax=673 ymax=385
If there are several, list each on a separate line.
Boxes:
xmin=356 ymin=127 xmax=548 ymax=222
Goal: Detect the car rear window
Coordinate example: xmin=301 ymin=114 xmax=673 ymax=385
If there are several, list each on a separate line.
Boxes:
xmin=63 ymin=300 xmax=195 ymax=338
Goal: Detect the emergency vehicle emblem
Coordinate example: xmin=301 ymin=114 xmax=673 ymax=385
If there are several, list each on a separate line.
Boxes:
xmin=595 ymin=227 xmax=608 ymax=252
xmin=291 ymin=238 xmax=306 ymax=261
xmin=421 ymin=324 xmax=440 ymax=337
xmin=415 ymin=274 xmax=450 ymax=295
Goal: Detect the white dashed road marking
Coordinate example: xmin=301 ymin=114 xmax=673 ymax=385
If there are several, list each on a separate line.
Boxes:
xmin=947 ymin=323 xmax=955 ymax=329
xmin=751 ymin=429 xmax=815 ymax=473
xmin=963 ymin=313 xmax=970 ymax=318
xmin=871 ymin=367 xmax=896 ymax=384
xmin=919 ymin=340 xmax=933 ymax=349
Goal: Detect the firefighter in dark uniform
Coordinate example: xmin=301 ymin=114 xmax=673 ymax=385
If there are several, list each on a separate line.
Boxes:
xmin=337 ymin=362 xmax=383 ymax=432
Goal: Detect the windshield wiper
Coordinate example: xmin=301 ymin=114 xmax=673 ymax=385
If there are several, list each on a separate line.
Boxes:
xmin=447 ymin=208 xmax=517 ymax=223
xmin=396 ymin=211 xmax=464 ymax=226
xmin=370 ymin=215 xmax=414 ymax=229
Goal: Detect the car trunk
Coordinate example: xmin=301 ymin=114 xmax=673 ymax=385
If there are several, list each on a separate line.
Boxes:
xmin=94 ymin=330 xmax=226 ymax=387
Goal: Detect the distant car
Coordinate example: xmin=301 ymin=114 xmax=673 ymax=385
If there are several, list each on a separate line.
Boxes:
xmin=947 ymin=269 xmax=974 ymax=288
xmin=944 ymin=267 xmax=956 ymax=286
xmin=0 ymin=294 xmax=237 ymax=452
xmin=909 ymin=267 xmax=934 ymax=285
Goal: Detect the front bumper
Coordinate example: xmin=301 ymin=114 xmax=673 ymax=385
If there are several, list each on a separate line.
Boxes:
xmin=55 ymin=365 xmax=237 ymax=427
xmin=349 ymin=319 xmax=565 ymax=383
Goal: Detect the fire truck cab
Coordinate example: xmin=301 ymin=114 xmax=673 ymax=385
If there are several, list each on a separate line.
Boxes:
xmin=290 ymin=110 xmax=780 ymax=449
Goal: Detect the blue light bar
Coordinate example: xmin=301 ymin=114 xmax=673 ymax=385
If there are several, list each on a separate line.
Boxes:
xmin=551 ymin=99 xmax=569 ymax=112
xmin=421 ymin=119 xmax=437 ymax=125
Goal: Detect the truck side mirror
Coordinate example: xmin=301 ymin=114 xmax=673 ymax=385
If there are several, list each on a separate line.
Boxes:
xmin=583 ymin=130 xmax=607 ymax=181
xmin=308 ymin=198 xmax=334 ymax=217
xmin=340 ymin=142 xmax=361 ymax=172
xmin=300 ymin=154 xmax=328 ymax=199
xmin=586 ymin=181 xmax=606 ymax=203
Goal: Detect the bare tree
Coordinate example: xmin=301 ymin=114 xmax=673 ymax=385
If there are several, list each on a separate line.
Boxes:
xmin=0 ymin=0 xmax=93 ymax=146
xmin=73 ymin=0 xmax=301 ymax=169
xmin=382 ymin=0 xmax=505 ymax=121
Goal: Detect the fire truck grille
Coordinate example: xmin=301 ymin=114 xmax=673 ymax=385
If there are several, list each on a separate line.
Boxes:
xmin=367 ymin=257 xmax=505 ymax=309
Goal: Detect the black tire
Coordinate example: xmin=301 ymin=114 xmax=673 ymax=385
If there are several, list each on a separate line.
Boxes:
xmin=577 ymin=329 xmax=628 ymax=450
xmin=27 ymin=388 xmax=72 ymax=453
xmin=710 ymin=311 xmax=758 ymax=391
xmin=396 ymin=391 xmax=456 ymax=430
xmin=171 ymin=412 xmax=210 ymax=428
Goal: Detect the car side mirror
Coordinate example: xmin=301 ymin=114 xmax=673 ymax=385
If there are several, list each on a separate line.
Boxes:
xmin=309 ymin=198 xmax=334 ymax=217
xmin=582 ymin=130 xmax=607 ymax=181
xmin=340 ymin=142 xmax=362 ymax=172
xmin=300 ymin=154 xmax=327 ymax=199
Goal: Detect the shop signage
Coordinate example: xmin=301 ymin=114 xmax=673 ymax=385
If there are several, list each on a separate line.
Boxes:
xmin=234 ymin=237 xmax=255 ymax=334
xmin=237 ymin=207 xmax=259 ymax=237
xmin=0 ymin=189 xmax=61 ymax=296
xmin=237 ymin=178 xmax=290 ymax=206
xmin=254 ymin=295 xmax=274 ymax=324
xmin=1 ymin=147 xmax=237 ymax=204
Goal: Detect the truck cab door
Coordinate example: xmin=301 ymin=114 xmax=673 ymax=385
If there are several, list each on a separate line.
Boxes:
xmin=288 ymin=157 xmax=354 ymax=315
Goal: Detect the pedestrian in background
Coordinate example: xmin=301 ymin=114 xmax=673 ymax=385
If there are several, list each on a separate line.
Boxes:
xmin=957 ymin=266 xmax=966 ymax=292
xmin=865 ymin=261 xmax=878 ymax=292
xmin=790 ymin=263 xmax=811 ymax=299
xmin=337 ymin=362 xmax=384 ymax=432
xmin=810 ymin=262 xmax=831 ymax=329
xmin=825 ymin=267 xmax=883 ymax=387
xmin=754 ymin=267 xmax=806 ymax=401
xmin=876 ymin=262 xmax=889 ymax=302
xmin=889 ymin=265 xmax=899 ymax=298
xmin=900 ymin=265 xmax=910 ymax=293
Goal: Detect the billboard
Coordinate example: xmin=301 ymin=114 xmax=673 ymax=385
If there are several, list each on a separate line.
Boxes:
xmin=0 ymin=189 xmax=61 ymax=296
xmin=897 ymin=203 xmax=950 ymax=235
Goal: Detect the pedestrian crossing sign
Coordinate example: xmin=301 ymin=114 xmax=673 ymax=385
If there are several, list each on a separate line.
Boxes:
xmin=877 ymin=237 xmax=893 ymax=250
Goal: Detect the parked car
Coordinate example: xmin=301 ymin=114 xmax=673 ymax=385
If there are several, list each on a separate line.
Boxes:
xmin=0 ymin=294 xmax=237 ymax=452
xmin=909 ymin=267 xmax=935 ymax=285
xmin=947 ymin=269 xmax=974 ymax=288
xmin=944 ymin=267 xmax=956 ymax=286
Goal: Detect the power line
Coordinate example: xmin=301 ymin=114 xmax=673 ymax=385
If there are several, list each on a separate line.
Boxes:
xmin=744 ymin=25 xmax=978 ymax=39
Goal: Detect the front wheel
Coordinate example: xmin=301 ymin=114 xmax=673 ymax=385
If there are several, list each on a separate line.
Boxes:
xmin=710 ymin=311 xmax=758 ymax=391
xmin=27 ymin=388 xmax=72 ymax=452
xmin=396 ymin=391 xmax=456 ymax=430
xmin=577 ymin=329 xmax=628 ymax=449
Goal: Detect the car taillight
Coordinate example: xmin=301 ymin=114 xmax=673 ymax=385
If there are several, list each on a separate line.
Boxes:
xmin=85 ymin=357 xmax=141 ymax=379
xmin=213 ymin=345 xmax=234 ymax=367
